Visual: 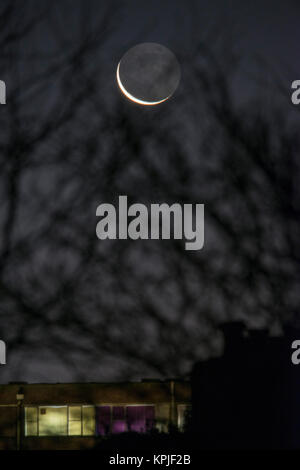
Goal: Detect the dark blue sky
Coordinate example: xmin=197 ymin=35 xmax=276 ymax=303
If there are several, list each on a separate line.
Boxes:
xmin=113 ymin=0 xmax=300 ymax=80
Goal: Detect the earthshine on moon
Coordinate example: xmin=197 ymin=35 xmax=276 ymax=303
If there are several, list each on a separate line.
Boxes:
xmin=116 ymin=43 xmax=181 ymax=106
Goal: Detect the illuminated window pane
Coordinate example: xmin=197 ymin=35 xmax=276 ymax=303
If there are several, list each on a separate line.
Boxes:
xmin=26 ymin=407 xmax=37 ymax=422
xmin=177 ymin=404 xmax=191 ymax=432
xmin=69 ymin=420 xmax=81 ymax=435
xmin=69 ymin=406 xmax=81 ymax=421
xmin=25 ymin=421 xmax=38 ymax=436
xmin=25 ymin=407 xmax=38 ymax=436
xmin=83 ymin=406 xmax=95 ymax=435
xmin=126 ymin=406 xmax=154 ymax=433
xmin=39 ymin=407 xmax=67 ymax=436
xmin=155 ymin=404 xmax=169 ymax=433
xmin=96 ymin=406 xmax=111 ymax=435
xmin=112 ymin=406 xmax=126 ymax=433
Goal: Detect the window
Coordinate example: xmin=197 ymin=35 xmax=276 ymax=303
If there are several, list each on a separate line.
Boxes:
xmin=96 ymin=406 xmax=111 ymax=436
xmin=127 ymin=405 xmax=155 ymax=433
xmin=177 ymin=404 xmax=191 ymax=432
xmin=96 ymin=405 xmax=155 ymax=436
xmin=68 ymin=406 xmax=81 ymax=436
xmin=112 ymin=406 xmax=126 ymax=434
xmin=25 ymin=407 xmax=38 ymax=436
xmin=155 ymin=403 xmax=170 ymax=433
xmin=39 ymin=406 xmax=67 ymax=436
xmin=82 ymin=406 xmax=95 ymax=435
xmin=24 ymin=406 xmax=95 ymax=436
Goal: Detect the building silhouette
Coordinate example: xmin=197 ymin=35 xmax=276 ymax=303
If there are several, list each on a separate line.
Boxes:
xmin=192 ymin=322 xmax=300 ymax=449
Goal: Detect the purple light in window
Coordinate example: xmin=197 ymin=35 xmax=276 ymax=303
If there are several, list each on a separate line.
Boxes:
xmin=96 ymin=406 xmax=111 ymax=436
xmin=127 ymin=406 xmax=155 ymax=433
xmin=145 ymin=405 xmax=155 ymax=431
xmin=96 ymin=405 xmax=155 ymax=435
xmin=112 ymin=406 xmax=126 ymax=433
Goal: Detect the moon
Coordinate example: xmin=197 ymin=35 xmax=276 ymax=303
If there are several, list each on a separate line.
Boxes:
xmin=116 ymin=43 xmax=181 ymax=106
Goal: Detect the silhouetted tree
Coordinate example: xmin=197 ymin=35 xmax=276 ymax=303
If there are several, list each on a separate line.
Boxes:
xmin=0 ymin=0 xmax=299 ymax=382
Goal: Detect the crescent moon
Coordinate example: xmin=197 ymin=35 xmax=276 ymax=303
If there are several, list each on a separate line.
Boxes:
xmin=116 ymin=63 xmax=170 ymax=106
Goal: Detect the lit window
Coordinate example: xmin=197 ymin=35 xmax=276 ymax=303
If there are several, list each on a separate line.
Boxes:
xmin=25 ymin=407 xmax=38 ymax=436
xmin=39 ymin=406 xmax=67 ymax=436
xmin=155 ymin=403 xmax=170 ymax=433
xmin=95 ymin=405 xmax=155 ymax=435
xmin=177 ymin=404 xmax=191 ymax=432
xmin=24 ymin=406 xmax=95 ymax=437
xmin=112 ymin=406 xmax=127 ymax=433
xmin=68 ymin=406 xmax=81 ymax=436
xmin=82 ymin=406 xmax=95 ymax=436
xmin=126 ymin=405 xmax=155 ymax=433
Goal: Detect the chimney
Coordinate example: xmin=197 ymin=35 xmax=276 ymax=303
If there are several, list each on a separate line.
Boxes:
xmin=219 ymin=321 xmax=246 ymax=355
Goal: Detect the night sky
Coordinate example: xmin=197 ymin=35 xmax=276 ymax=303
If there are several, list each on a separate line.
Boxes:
xmin=0 ymin=0 xmax=299 ymax=383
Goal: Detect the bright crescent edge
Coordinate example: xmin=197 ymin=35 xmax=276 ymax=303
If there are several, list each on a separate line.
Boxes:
xmin=116 ymin=62 xmax=170 ymax=106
